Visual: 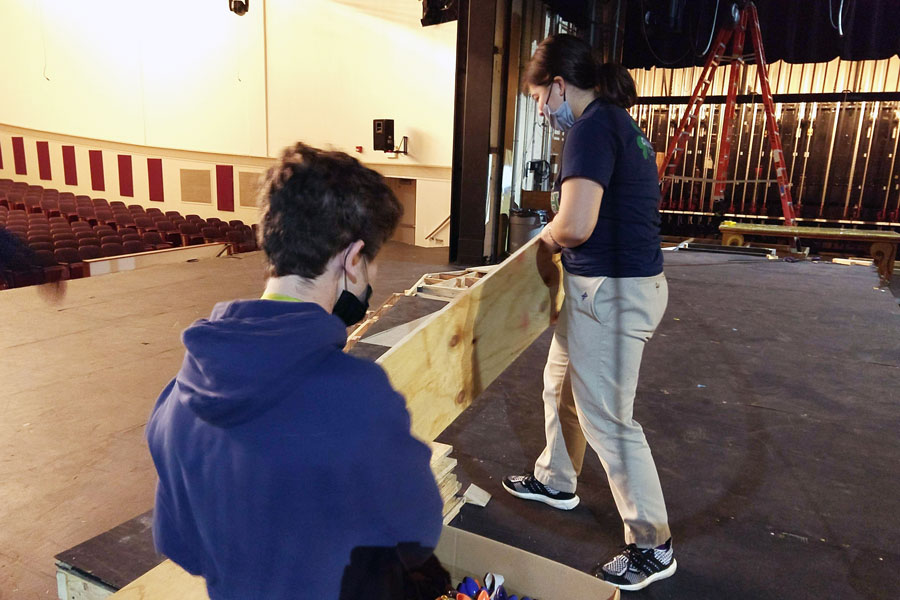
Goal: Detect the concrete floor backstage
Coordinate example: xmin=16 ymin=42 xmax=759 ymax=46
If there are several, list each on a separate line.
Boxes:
xmin=2 ymin=244 xmax=898 ymax=599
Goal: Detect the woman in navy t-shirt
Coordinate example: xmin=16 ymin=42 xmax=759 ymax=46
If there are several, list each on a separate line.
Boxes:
xmin=501 ymin=34 xmax=675 ymax=592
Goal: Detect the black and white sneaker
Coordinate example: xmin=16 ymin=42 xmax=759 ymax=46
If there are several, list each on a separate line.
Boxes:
xmin=594 ymin=540 xmax=677 ymax=591
xmin=501 ymin=473 xmax=580 ymax=510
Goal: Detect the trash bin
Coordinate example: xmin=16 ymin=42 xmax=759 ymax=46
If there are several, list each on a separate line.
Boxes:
xmin=507 ymin=208 xmax=548 ymax=254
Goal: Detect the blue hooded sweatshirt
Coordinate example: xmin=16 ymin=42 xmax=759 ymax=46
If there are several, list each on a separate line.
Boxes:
xmin=146 ymin=299 xmax=443 ymax=599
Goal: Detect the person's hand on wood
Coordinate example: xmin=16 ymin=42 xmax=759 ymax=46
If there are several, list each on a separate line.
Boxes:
xmin=536 ymin=230 xmax=561 ymax=325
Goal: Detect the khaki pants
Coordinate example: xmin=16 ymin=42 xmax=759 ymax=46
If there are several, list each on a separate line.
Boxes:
xmin=534 ymin=271 xmax=670 ymax=547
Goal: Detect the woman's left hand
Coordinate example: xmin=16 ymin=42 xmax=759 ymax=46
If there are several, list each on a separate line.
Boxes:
xmin=540 ymin=225 xmax=562 ymax=253
xmin=535 ymin=239 xmax=561 ymax=325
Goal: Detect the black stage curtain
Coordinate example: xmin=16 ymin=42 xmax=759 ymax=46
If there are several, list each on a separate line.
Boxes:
xmin=606 ymin=0 xmax=900 ymax=68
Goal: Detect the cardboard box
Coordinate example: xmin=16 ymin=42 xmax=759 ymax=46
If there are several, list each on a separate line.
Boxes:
xmin=436 ymin=526 xmax=620 ymax=600
xmin=111 ymin=525 xmax=619 ymax=599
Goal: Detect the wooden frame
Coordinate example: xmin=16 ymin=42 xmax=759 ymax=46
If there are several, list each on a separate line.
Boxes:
xmin=376 ymin=236 xmax=559 ymax=442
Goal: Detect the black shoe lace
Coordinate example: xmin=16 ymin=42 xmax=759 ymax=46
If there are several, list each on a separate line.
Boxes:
xmin=621 ymin=543 xmax=665 ymax=575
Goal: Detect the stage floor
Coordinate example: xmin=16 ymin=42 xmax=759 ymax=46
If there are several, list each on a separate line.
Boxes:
xmin=442 ymin=252 xmax=900 ymax=599
xmin=2 ymin=244 xmax=898 ymax=599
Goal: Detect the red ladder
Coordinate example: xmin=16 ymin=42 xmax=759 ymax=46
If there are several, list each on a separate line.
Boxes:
xmin=657 ymin=2 xmax=797 ymax=226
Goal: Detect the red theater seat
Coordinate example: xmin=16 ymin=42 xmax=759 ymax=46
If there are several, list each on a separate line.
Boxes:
xmin=155 ymin=221 xmax=181 ymax=246
xmin=78 ymin=245 xmax=102 ymax=260
xmin=141 ymin=232 xmax=172 ymax=250
xmin=100 ymin=243 xmax=124 ymax=257
xmin=134 ymin=217 xmax=157 ymax=233
xmin=54 ymin=247 xmax=87 ymax=278
xmin=122 ymin=240 xmax=146 ymax=254
xmin=178 ymin=223 xmax=204 ymax=246
xmin=201 ymin=227 xmax=226 ymax=243
xmin=53 ymin=239 xmax=79 ymax=250
xmin=32 ymin=249 xmax=68 ymax=282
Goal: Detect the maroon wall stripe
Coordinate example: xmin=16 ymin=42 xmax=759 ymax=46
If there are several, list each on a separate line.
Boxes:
xmin=118 ymin=154 xmax=133 ymax=197
xmin=36 ymin=141 xmax=52 ymax=180
xmin=89 ymin=150 xmax=105 ymax=191
xmin=148 ymin=158 xmax=164 ymax=202
xmin=216 ymin=165 xmax=235 ymax=212
xmin=62 ymin=146 xmax=78 ymax=186
xmin=12 ymin=137 xmax=26 ymax=175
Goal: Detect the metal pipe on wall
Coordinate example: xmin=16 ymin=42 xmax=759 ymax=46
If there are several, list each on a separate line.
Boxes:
xmin=842 ymin=101 xmax=867 ymax=219
xmin=883 ymin=108 xmax=900 ymax=220
xmin=740 ymin=104 xmax=759 ymax=213
xmin=750 ymin=104 xmax=767 ymax=214
xmin=856 ymin=102 xmax=879 ymax=219
xmin=796 ymin=102 xmax=817 ymax=209
xmin=760 ymin=103 xmax=780 ymax=215
xmin=818 ymin=102 xmax=842 ymax=218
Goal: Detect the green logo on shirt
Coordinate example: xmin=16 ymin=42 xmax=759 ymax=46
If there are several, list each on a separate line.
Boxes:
xmin=629 ymin=120 xmax=654 ymax=161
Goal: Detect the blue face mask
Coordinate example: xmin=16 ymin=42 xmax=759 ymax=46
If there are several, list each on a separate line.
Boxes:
xmin=544 ymin=83 xmax=576 ymax=132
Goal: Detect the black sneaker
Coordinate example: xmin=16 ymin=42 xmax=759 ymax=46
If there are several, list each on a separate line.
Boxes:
xmin=501 ymin=473 xmax=580 ymax=510
xmin=594 ymin=540 xmax=677 ymax=591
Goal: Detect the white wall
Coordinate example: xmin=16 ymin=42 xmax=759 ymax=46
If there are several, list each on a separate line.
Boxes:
xmin=415 ymin=179 xmax=452 ymax=247
xmin=0 ymin=0 xmax=267 ymax=156
xmin=140 ymin=4 xmax=266 ymax=156
xmin=0 ymin=0 xmax=454 ymax=245
xmin=265 ymin=0 xmax=457 ymax=168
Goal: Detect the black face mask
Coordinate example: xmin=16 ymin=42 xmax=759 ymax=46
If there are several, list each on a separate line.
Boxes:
xmin=333 ymin=284 xmax=372 ymax=327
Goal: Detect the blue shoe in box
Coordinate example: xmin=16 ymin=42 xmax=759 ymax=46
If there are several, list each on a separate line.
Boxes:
xmin=458 ymin=577 xmax=481 ymax=598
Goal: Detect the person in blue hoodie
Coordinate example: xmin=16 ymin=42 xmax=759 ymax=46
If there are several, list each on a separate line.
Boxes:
xmin=146 ymin=142 xmax=446 ymax=600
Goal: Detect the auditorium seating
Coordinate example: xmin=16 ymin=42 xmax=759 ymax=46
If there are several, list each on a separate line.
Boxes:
xmin=0 ymin=178 xmax=257 ymax=289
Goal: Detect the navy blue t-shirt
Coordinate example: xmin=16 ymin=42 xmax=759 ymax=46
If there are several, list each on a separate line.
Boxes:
xmin=554 ymin=99 xmax=663 ymax=277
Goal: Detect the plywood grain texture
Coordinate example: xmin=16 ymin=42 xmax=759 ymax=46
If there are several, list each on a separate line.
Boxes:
xmin=111 ymin=560 xmax=207 ymax=599
xmin=376 ymin=236 xmax=560 ymax=442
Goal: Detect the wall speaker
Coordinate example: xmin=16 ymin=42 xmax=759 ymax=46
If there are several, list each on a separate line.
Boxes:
xmin=373 ymin=119 xmax=395 ymax=152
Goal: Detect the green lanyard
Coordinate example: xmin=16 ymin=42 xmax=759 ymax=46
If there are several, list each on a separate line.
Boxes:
xmin=260 ymin=292 xmax=303 ymax=303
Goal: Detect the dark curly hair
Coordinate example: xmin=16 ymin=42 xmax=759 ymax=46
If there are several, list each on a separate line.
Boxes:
xmin=258 ymin=143 xmax=402 ymax=279
xmin=523 ymin=34 xmax=637 ymax=109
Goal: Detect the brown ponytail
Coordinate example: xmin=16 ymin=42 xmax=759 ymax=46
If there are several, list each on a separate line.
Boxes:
xmin=523 ymin=34 xmax=638 ymax=109
xmin=595 ymin=63 xmax=638 ymax=109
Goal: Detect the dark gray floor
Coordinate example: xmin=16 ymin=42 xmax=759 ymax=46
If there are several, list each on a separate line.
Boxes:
xmin=439 ymin=251 xmax=900 ymax=600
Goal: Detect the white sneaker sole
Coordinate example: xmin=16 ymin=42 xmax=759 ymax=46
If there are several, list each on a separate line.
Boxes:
xmin=614 ymin=559 xmax=677 ymax=592
xmin=502 ymin=481 xmax=580 ymax=510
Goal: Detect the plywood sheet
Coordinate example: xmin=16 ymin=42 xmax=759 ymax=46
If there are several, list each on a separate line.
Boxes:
xmin=438 ymin=475 xmax=461 ymax=506
xmin=376 ymin=236 xmax=558 ymax=442
xmin=110 ymin=560 xmax=206 ymax=599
